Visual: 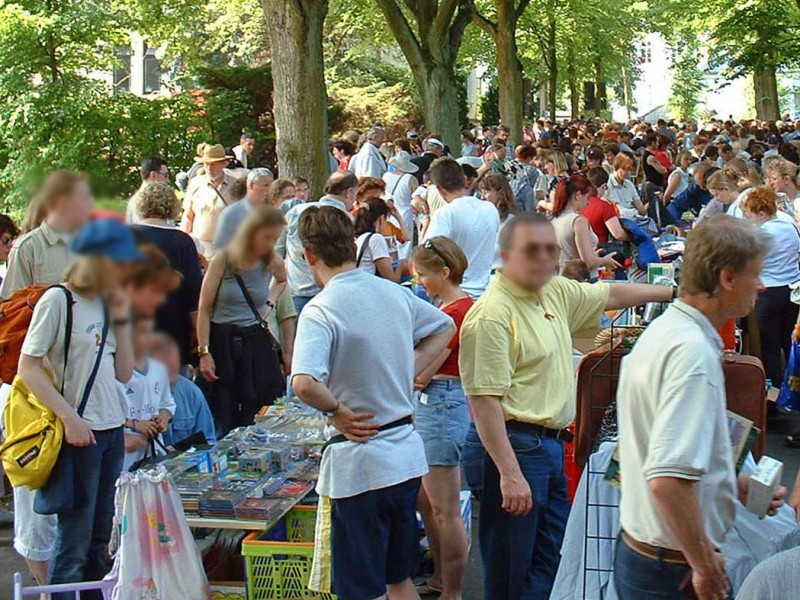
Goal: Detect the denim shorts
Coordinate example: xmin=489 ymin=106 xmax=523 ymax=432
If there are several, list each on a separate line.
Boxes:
xmin=415 ymin=379 xmax=471 ymax=467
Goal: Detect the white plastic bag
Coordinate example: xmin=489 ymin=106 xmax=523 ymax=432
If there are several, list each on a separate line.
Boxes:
xmin=105 ymin=466 xmax=210 ymax=600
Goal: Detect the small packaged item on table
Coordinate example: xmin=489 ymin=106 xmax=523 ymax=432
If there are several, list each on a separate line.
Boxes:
xmin=746 ymin=455 xmax=784 ymax=518
xmin=238 ymin=449 xmax=275 ymax=473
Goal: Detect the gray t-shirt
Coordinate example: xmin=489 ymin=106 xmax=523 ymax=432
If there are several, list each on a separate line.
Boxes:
xmin=291 ymin=268 xmax=454 ymax=498
xmin=21 ymin=287 xmax=125 ymax=431
xmin=735 ymin=547 xmax=800 ymax=599
xmin=211 ymin=261 xmax=271 ymax=328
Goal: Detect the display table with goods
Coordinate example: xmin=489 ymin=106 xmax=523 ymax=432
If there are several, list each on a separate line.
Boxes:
xmin=159 ymin=402 xmax=326 ymax=532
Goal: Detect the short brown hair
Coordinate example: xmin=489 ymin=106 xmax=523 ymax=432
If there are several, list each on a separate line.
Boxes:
xmin=298 ymin=206 xmax=355 ymax=267
xmin=742 ymin=186 xmax=778 ymax=217
xmin=429 ymin=158 xmax=466 ymax=192
xmin=681 ymin=214 xmax=770 ymax=296
xmin=137 ymin=182 xmax=180 ymax=221
xmin=271 ymin=178 xmax=295 ymax=203
xmin=324 ymin=171 xmax=358 ymax=196
xmin=412 ymin=236 xmax=468 ymax=284
xmin=498 ymin=211 xmax=552 ymax=251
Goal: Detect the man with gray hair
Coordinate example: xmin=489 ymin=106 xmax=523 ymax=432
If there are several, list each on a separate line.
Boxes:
xmin=351 ymin=126 xmax=387 ymax=178
xmin=212 ymin=167 xmax=274 ymax=250
xmin=615 ymin=215 xmax=786 ymax=600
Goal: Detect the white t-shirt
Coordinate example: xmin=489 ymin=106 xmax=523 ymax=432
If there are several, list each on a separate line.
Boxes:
xmin=618 ymin=301 xmax=737 ymax=549
xmin=355 ymin=232 xmax=391 ymax=276
xmin=291 ymin=269 xmax=453 ymax=499
xmin=425 ymin=195 xmax=500 ymax=299
xmin=21 ymin=287 xmax=125 ymax=431
xmin=118 ymin=358 xmax=176 ymax=471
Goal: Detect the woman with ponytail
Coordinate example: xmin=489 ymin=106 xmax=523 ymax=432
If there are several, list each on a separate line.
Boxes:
xmin=353 ymin=199 xmax=406 ymax=282
xmin=552 ymin=173 xmax=620 ymax=279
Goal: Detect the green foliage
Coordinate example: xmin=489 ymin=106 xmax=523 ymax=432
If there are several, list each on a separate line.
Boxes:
xmin=480 ymin=80 xmax=501 ymax=125
xmin=668 ymin=43 xmax=705 ymax=120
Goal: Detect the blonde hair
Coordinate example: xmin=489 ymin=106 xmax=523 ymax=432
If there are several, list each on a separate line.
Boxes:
xmin=707 ymin=169 xmax=739 ymax=191
xmin=137 ymin=182 xmax=181 ymax=221
xmin=682 ymin=215 xmax=770 ymax=296
xmin=763 ymin=156 xmax=798 ymax=182
xmin=22 ymin=170 xmax=88 ymax=234
xmin=63 ymin=255 xmax=113 ymax=295
xmin=723 ymin=158 xmax=759 ymax=190
xmin=547 ymin=150 xmax=569 ymax=175
xmin=228 ymin=205 xmax=285 ymax=274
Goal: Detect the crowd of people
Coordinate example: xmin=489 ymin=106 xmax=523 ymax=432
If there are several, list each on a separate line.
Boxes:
xmin=2 ymin=113 xmax=800 ymax=600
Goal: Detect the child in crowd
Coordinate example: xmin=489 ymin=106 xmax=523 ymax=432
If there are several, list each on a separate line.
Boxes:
xmin=150 ymin=332 xmax=216 ymax=446
xmin=119 ymin=315 xmax=175 ymax=471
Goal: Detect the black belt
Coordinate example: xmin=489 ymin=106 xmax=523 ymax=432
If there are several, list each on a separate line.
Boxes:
xmin=506 ymin=420 xmax=574 ymax=442
xmin=321 ymin=415 xmax=414 ymax=455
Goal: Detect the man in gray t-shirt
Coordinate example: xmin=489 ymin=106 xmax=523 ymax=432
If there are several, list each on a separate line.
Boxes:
xmin=291 ymin=206 xmax=454 ymax=600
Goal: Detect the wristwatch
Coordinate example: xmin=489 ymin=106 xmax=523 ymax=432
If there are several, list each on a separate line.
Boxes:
xmin=322 ymin=402 xmax=340 ymax=418
xmin=197 ymin=345 xmax=210 ymax=357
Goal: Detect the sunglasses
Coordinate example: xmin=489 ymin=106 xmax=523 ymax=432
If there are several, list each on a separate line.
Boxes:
xmin=423 ymin=239 xmax=450 ymax=269
xmin=516 ymin=242 xmax=560 ymax=260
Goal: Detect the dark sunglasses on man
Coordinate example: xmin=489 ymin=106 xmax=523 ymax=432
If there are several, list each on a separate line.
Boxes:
xmin=516 ymin=242 xmax=560 ymax=260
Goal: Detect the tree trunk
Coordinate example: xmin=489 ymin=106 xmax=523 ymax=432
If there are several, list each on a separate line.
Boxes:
xmin=261 ymin=0 xmax=329 ymax=199
xmin=567 ymin=48 xmax=579 ymax=119
xmin=593 ymin=59 xmax=606 ymax=118
xmin=753 ymin=68 xmax=780 ymax=121
xmin=547 ymin=16 xmax=557 ymax=120
xmin=418 ymin=65 xmax=462 ymax=150
xmin=495 ymin=2 xmax=523 ymax=145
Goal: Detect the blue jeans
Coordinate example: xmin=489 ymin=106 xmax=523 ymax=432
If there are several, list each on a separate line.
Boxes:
xmin=416 ymin=380 xmax=471 ymax=467
xmin=49 ymin=428 xmax=124 ymax=599
xmin=614 ymin=533 xmax=730 ymax=599
xmin=462 ymin=422 xmax=486 ymax=501
xmin=292 ymin=295 xmax=314 ymax=315
xmin=479 ymin=427 xmax=570 ymax=600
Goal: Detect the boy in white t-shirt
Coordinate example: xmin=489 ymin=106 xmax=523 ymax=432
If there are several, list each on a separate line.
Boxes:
xmin=119 ymin=315 xmax=175 ymax=471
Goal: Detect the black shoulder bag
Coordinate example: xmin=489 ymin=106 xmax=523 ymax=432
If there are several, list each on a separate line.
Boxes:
xmin=34 ymin=300 xmax=110 ymax=515
xmin=233 ymin=273 xmax=285 ymax=368
xmin=356 ymin=233 xmax=376 ymax=268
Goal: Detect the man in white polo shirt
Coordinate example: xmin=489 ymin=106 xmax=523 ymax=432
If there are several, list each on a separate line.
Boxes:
xmin=616 ymin=215 xmax=786 ymax=600
xmin=425 ymin=158 xmax=500 ymax=299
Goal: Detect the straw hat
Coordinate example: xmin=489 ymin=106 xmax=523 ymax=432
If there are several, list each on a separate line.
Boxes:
xmin=195 ymin=143 xmax=232 ymax=164
xmin=389 ymin=150 xmax=419 ymax=174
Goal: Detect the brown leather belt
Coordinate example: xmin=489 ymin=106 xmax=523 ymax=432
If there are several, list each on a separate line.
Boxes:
xmin=621 ymin=530 xmax=689 ymax=565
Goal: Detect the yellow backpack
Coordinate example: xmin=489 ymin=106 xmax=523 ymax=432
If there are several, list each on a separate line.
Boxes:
xmin=0 ymin=286 xmax=73 ymax=489
xmin=0 ymin=376 xmax=64 ymax=489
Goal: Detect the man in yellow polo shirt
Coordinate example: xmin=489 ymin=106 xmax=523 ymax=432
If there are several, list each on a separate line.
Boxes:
xmin=459 ymin=212 xmax=672 ymax=600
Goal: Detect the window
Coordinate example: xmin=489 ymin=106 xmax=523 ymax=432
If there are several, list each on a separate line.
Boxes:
xmin=638 ymin=41 xmax=652 ymax=64
xmin=113 ymin=47 xmax=131 ymax=93
xmin=143 ymin=45 xmax=162 ymax=94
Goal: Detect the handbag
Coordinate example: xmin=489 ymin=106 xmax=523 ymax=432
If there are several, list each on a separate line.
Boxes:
xmin=128 ymin=436 xmax=173 ymax=472
xmin=34 ymin=302 xmax=110 ymax=515
xmin=0 ymin=286 xmax=73 ymax=489
xmin=232 ymin=273 xmax=285 ymax=368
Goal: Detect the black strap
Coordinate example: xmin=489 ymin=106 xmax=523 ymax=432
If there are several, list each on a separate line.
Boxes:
xmin=322 ymin=415 xmax=413 ymax=455
xmin=388 ymin=173 xmax=406 ymax=197
xmin=208 ymin=181 xmax=229 ymax=207
xmin=232 ymin=273 xmax=283 ymax=352
xmin=76 ymin=301 xmax=110 ymax=417
xmin=49 ymin=285 xmax=74 ymax=396
xmin=356 ymin=233 xmax=376 ymax=268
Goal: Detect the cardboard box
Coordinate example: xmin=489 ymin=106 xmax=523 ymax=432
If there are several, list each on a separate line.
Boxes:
xmin=746 ymin=455 xmax=783 ymax=519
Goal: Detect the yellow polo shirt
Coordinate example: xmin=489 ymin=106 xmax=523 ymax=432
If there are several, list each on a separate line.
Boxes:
xmin=459 ymin=272 xmax=610 ymax=429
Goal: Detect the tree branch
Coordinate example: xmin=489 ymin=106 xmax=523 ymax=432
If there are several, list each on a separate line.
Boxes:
xmin=431 ymin=0 xmax=461 ymax=43
xmin=470 ymin=1 xmax=498 ymax=38
xmin=449 ymin=3 xmax=473 ymax=55
xmin=515 ymin=0 xmax=532 ymax=20
xmin=374 ymin=0 xmax=426 ymax=72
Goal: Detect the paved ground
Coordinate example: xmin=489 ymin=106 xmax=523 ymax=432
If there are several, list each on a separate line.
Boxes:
xmin=0 ymin=414 xmax=797 ymax=599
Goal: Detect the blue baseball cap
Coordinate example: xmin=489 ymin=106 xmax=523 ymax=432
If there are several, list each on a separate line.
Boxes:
xmin=71 ymin=219 xmax=144 ymax=261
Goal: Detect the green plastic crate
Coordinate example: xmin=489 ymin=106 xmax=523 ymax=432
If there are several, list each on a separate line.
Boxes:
xmin=243 ymin=507 xmax=336 ymax=600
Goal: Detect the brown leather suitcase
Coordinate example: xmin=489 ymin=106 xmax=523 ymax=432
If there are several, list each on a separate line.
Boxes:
xmin=722 ymin=352 xmax=767 ymax=460
xmin=573 ymin=349 xmax=767 ymax=469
